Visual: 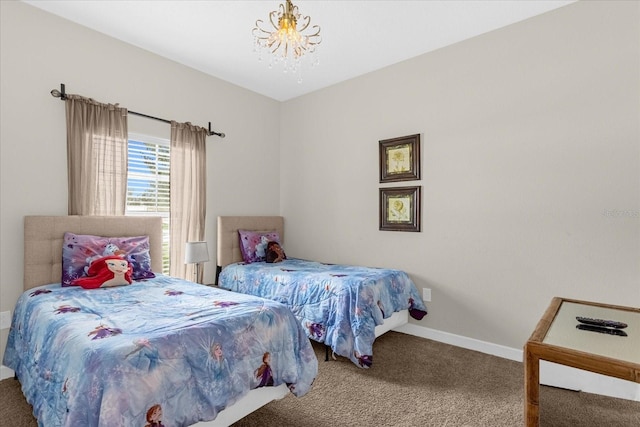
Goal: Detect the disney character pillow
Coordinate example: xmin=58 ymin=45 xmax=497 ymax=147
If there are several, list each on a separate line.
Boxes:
xmin=62 ymin=232 xmax=155 ymax=286
xmin=265 ymin=241 xmax=286 ymax=263
xmin=238 ymin=230 xmax=281 ymax=263
xmin=71 ymin=255 xmax=133 ymax=289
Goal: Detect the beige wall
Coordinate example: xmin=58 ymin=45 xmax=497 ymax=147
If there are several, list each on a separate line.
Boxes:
xmin=1 ymin=0 xmax=638 ymax=365
xmin=0 ymin=1 xmax=281 ymax=360
xmin=280 ymin=0 xmax=639 ymax=350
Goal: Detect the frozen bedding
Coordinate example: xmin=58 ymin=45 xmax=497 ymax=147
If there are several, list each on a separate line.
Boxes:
xmin=3 ymin=275 xmax=318 ymax=427
xmin=218 ymin=258 xmax=428 ymax=368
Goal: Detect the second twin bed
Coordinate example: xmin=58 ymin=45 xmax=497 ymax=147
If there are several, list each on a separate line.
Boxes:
xmin=216 ymin=216 xmax=428 ymax=368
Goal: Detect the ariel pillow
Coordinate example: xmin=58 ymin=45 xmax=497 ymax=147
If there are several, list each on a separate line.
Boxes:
xmin=238 ymin=230 xmax=281 ymax=263
xmin=71 ymin=255 xmax=133 ymax=289
xmin=62 ymin=232 xmax=155 ymax=286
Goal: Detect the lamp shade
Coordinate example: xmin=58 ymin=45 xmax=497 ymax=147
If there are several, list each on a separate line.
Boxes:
xmin=184 ymin=241 xmax=209 ymax=264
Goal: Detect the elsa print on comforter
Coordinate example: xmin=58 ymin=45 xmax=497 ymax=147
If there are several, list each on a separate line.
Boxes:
xmin=219 ymin=258 xmax=428 ymax=368
xmin=3 ymin=276 xmax=317 ymax=427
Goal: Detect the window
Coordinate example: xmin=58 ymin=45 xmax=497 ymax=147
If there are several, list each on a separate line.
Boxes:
xmin=126 ymin=133 xmax=170 ymax=274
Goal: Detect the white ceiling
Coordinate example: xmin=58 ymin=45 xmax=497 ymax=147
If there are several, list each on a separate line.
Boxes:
xmin=24 ymin=0 xmax=575 ymax=101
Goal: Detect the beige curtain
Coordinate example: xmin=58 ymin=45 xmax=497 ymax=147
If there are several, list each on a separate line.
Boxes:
xmin=66 ymin=94 xmax=128 ymax=215
xmin=169 ymin=121 xmax=207 ymax=282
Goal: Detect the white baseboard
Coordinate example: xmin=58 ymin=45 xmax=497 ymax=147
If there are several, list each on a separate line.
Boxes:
xmin=395 ymin=323 xmax=640 ymax=402
xmin=396 ymin=323 xmax=523 ymax=361
xmin=1 ymin=365 xmax=14 ymax=380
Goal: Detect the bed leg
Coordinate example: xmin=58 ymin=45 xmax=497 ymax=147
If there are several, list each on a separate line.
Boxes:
xmin=325 ymin=344 xmax=329 ymax=362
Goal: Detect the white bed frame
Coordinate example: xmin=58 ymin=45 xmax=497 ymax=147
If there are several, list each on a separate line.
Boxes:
xmin=216 ymin=215 xmax=410 ymax=344
xmin=23 ymin=215 xmax=289 ymax=427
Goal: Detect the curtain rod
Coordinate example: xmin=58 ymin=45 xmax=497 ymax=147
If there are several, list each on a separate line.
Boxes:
xmin=50 ymin=83 xmax=225 ymax=138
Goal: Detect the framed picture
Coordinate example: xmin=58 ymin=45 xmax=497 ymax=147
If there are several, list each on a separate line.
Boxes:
xmin=379 ymin=134 xmax=420 ymax=183
xmin=379 ymin=186 xmax=421 ymax=232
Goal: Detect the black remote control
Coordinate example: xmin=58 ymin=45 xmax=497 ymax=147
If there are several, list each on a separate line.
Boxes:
xmin=576 ymin=324 xmax=628 ymax=336
xmin=576 ymin=316 xmax=627 ymax=329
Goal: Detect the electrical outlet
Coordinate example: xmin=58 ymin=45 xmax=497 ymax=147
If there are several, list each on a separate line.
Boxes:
xmin=0 ymin=311 xmax=11 ymax=330
xmin=423 ymin=288 xmax=431 ymax=302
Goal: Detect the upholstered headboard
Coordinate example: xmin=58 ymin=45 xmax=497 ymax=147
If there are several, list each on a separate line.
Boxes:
xmin=24 ymin=215 xmax=163 ymax=291
xmin=217 ymin=216 xmax=284 ymax=269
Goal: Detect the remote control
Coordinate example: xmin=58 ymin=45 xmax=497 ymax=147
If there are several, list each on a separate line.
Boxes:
xmin=576 ymin=316 xmax=627 ymax=329
xmin=576 ymin=324 xmax=627 ymax=336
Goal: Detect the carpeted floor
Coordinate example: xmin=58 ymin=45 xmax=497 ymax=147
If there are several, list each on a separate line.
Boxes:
xmin=1 ymin=332 xmax=638 ymax=426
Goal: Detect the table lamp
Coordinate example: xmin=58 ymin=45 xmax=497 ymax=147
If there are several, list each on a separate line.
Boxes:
xmin=184 ymin=241 xmax=209 ymax=283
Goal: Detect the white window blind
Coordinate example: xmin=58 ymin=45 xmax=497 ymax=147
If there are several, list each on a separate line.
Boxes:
xmin=126 ymin=133 xmax=170 ymax=274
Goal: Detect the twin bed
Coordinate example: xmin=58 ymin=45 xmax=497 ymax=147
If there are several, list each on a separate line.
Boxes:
xmin=216 ymin=216 xmax=427 ymax=368
xmin=4 ymin=216 xmax=317 ymax=427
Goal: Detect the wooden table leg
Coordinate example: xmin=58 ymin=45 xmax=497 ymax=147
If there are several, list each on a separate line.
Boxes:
xmin=524 ymin=343 xmax=540 ymax=427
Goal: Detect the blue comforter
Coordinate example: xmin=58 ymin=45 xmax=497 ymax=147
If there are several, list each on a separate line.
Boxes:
xmin=218 ymin=259 xmax=427 ymax=368
xmin=3 ymin=276 xmax=318 ymax=427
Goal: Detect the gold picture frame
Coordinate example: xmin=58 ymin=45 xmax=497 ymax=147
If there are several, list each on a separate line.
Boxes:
xmin=379 ymin=134 xmax=420 ymax=183
xmin=379 ymin=186 xmax=421 ymax=232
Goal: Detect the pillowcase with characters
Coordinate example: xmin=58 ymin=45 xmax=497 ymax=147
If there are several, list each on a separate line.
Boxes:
xmin=62 ymin=232 xmax=155 ymax=286
xmin=238 ymin=230 xmax=281 ymax=263
xmin=71 ymin=255 xmax=133 ymax=289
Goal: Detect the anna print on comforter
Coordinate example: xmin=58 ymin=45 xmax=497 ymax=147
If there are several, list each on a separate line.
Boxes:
xmin=3 ymin=276 xmax=318 ymax=427
xmin=218 ymin=258 xmax=428 ymax=368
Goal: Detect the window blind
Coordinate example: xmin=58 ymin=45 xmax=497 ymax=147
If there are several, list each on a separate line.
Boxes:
xmin=126 ymin=133 xmax=170 ymax=274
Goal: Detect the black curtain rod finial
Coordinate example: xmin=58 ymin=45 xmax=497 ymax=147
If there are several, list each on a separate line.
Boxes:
xmin=208 ymin=122 xmax=225 ymax=138
xmin=50 ymin=83 xmax=66 ymax=100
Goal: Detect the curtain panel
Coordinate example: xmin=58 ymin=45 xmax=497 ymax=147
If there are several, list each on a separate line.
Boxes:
xmin=169 ymin=121 xmax=207 ymax=282
xmin=65 ymin=94 xmax=128 ymax=215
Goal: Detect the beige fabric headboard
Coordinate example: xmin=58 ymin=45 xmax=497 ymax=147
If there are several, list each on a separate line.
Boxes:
xmin=217 ymin=216 xmax=284 ymax=269
xmin=24 ymin=215 xmax=163 ymax=291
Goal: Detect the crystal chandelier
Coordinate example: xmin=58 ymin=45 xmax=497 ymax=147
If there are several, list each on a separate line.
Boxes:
xmin=252 ymin=0 xmax=322 ymax=81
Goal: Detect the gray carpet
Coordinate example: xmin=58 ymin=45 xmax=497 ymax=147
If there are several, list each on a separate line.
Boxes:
xmin=1 ymin=332 xmax=638 ymax=426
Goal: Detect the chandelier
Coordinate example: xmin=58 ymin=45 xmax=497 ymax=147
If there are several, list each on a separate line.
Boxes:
xmin=252 ymin=0 xmax=322 ymax=80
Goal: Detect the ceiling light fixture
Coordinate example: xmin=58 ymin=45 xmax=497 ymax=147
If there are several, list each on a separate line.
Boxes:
xmin=252 ymin=0 xmax=321 ymax=82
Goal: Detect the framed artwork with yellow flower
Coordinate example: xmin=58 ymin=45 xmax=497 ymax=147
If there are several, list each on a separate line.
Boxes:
xmin=379 ymin=134 xmax=420 ymax=183
xmin=379 ymin=186 xmax=421 ymax=232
